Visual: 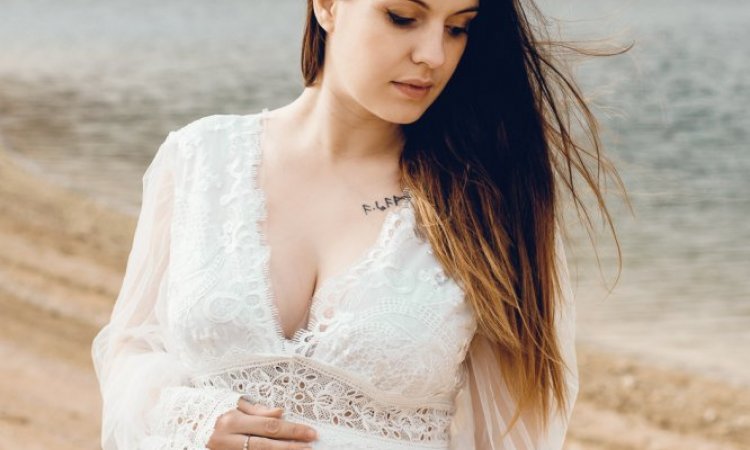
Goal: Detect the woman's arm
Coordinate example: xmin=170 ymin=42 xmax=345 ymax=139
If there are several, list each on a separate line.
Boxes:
xmin=450 ymin=222 xmax=579 ymax=449
xmin=90 ymin=130 xmax=243 ymax=449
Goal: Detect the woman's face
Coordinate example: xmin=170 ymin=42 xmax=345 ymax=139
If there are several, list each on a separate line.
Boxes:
xmin=319 ymin=0 xmax=479 ymax=124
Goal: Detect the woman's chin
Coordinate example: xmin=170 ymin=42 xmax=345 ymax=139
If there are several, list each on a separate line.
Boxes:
xmin=380 ymin=105 xmax=427 ymax=125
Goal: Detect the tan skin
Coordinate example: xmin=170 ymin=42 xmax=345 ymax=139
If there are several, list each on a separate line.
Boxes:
xmin=207 ymin=0 xmax=478 ymax=448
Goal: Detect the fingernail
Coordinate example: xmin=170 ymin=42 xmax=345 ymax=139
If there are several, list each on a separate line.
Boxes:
xmin=307 ymin=429 xmax=317 ymax=439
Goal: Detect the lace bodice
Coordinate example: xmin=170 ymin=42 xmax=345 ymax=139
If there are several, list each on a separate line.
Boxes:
xmin=91 ymin=109 xmax=579 ymax=450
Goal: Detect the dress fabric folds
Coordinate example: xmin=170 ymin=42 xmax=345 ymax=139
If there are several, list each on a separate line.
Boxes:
xmin=91 ymin=108 xmax=578 ymax=449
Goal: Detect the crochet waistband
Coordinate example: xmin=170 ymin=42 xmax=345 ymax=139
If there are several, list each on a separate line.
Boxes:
xmin=190 ymin=357 xmax=454 ymax=446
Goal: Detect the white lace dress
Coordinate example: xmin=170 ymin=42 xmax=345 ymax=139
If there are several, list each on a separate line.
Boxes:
xmin=91 ymin=108 xmax=579 ymax=450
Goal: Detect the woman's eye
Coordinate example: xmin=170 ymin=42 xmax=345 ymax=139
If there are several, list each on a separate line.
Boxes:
xmin=387 ymin=11 xmax=415 ymax=26
xmin=448 ymin=26 xmax=469 ymax=37
xmin=386 ymin=10 xmax=469 ymax=37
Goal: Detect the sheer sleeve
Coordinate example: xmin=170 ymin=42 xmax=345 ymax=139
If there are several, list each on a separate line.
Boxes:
xmin=449 ymin=223 xmax=579 ymax=450
xmin=90 ymin=131 xmax=243 ymax=450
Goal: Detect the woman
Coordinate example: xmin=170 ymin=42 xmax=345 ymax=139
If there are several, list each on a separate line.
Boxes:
xmin=92 ymin=0 xmax=625 ymax=449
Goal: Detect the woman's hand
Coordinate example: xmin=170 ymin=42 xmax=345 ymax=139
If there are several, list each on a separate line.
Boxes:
xmin=206 ymin=397 xmax=318 ymax=450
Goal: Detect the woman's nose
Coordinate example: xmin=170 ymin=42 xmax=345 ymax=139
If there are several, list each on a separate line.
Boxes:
xmin=412 ymin=23 xmax=447 ymax=69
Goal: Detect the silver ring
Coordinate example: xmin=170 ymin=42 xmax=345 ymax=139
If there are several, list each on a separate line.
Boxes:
xmin=242 ymin=435 xmax=250 ymax=450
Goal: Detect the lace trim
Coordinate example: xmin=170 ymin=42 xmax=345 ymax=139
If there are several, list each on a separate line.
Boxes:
xmin=190 ymin=358 xmax=454 ymax=444
xmin=147 ymin=386 xmax=242 ymax=450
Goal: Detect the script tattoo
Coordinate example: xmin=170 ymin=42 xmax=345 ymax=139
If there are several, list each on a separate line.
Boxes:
xmin=362 ymin=193 xmax=412 ymax=215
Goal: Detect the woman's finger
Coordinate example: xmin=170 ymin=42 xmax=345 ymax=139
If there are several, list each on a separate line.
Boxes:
xmin=212 ymin=432 xmax=313 ymax=450
xmin=246 ymin=435 xmax=314 ymax=450
xmin=230 ymin=398 xmax=318 ymax=443
xmin=237 ymin=397 xmax=284 ymax=417
xmin=239 ymin=414 xmax=317 ymax=442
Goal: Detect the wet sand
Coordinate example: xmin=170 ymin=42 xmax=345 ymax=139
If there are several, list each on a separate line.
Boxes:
xmin=0 ymin=145 xmax=748 ymax=449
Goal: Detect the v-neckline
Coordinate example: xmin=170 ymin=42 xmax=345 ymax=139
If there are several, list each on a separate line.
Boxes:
xmin=250 ymin=107 xmax=412 ymax=346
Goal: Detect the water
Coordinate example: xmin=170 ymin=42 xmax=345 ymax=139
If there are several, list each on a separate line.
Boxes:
xmin=541 ymin=0 xmax=750 ymax=385
xmin=1 ymin=0 xmax=748 ymax=385
xmin=0 ymin=0 xmax=306 ymax=214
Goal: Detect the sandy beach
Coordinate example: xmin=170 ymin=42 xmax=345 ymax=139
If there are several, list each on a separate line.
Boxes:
xmin=0 ymin=144 xmax=748 ymax=450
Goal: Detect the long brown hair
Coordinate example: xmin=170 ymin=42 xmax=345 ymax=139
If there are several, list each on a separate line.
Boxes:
xmin=301 ymin=0 xmax=629 ymax=434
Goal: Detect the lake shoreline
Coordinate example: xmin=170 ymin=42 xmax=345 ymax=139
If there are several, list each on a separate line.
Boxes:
xmin=0 ymin=144 xmax=747 ymax=449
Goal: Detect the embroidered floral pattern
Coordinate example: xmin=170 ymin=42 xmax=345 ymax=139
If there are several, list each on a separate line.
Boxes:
xmin=191 ymin=359 xmax=454 ymax=444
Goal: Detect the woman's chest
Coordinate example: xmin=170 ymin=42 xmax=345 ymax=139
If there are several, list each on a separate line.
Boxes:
xmin=163 ymin=115 xmax=477 ymax=397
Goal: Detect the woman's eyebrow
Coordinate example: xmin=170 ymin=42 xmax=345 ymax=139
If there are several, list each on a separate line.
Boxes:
xmin=406 ymin=0 xmax=480 ymax=15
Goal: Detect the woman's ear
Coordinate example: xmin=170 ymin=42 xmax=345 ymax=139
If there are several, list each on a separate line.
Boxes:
xmin=312 ymin=0 xmax=338 ymax=33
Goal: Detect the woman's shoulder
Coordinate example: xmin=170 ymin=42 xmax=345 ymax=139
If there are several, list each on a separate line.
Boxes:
xmin=170 ymin=110 xmax=265 ymax=143
xmin=158 ymin=110 xmax=266 ymax=170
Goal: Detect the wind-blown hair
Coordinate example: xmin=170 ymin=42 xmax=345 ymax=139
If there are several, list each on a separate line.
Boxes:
xmin=301 ymin=0 xmax=629 ymax=433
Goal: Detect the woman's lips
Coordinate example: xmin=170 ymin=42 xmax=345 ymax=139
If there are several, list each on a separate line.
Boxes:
xmin=392 ymin=81 xmax=431 ymax=99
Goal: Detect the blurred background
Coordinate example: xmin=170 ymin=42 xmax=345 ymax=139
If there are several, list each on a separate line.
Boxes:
xmin=0 ymin=0 xmax=747 ymax=448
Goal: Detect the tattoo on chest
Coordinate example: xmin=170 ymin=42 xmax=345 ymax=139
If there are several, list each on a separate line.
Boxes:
xmin=361 ymin=193 xmax=412 ymax=215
